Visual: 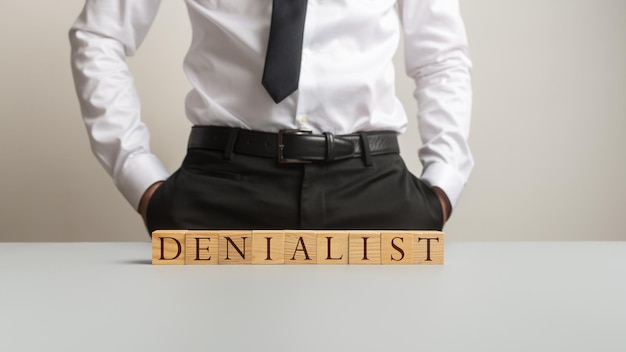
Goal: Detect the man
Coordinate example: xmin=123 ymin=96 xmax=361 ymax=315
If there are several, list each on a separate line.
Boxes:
xmin=70 ymin=0 xmax=473 ymax=233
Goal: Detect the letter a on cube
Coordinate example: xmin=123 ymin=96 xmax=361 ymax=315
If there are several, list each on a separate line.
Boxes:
xmin=284 ymin=231 xmax=317 ymax=264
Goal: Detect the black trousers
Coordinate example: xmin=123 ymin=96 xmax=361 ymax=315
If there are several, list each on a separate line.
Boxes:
xmin=146 ymin=147 xmax=444 ymax=233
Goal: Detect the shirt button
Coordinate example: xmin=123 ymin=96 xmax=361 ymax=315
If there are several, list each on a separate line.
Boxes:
xmin=299 ymin=115 xmax=309 ymax=124
xmin=302 ymin=50 xmax=310 ymax=63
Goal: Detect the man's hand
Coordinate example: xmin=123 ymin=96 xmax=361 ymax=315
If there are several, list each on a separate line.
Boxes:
xmin=432 ymin=186 xmax=451 ymax=224
xmin=138 ymin=181 xmax=164 ymax=225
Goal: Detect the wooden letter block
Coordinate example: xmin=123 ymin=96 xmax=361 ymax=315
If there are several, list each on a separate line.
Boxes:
xmin=185 ymin=231 xmax=219 ymax=265
xmin=381 ymin=231 xmax=414 ymax=264
xmin=284 ymin=231 xmax=317 ymax=264
xmin=152 ymin=230 xmax=187 ymax=265
xmin=348 ymin=231 xmax=381 ymax=264
xmin=218 ymin=231 xmax=252 ymax=264
xmin=252 ymin=230 xmax=285 ymax=264
xmin=152 ymin=229 xmax=444 ymax=265
xmin=316 ymin=231 xmax=349 ymax=264
xmin=413 ymin=231 xmax=445 ymax=264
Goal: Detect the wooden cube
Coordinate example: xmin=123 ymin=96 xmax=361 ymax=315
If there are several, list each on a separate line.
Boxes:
xmin=316 ymin=231 xmax=349 ymax=264
xmin=252 ymin=230 xmax=285 ymax=264
xmin=284 ymin=231 xmax=317 ymax=264
xmin=413 ymin=231 xmax=445 ymax=264
xmin=218 ymin=231 xmax=253 ymax=264
xmin=185 ymin=231 xmax=219 ymax=265
xmin=152 ymin=230 xmax=187 ymax=265
xmin=381 ymin=231 xmax=414 ymax=264
xmin=348 ymin=231 xmax=381 ymax=264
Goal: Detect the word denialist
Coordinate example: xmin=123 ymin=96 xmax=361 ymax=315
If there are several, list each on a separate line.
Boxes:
xmin=152 ymin=230 xmax=444 ymax=265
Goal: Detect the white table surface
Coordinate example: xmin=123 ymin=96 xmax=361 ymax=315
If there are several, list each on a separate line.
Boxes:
xmin=1 ymin=242 xmax=625 ymax=352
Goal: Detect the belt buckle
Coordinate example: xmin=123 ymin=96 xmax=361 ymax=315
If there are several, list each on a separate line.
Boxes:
xmin=278 ymin=129 xmax=313 ymax=164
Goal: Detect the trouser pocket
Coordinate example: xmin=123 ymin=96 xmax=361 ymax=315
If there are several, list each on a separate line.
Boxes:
xmin=321 ymin=154 xmax=444 ymax=230
xmin=409 ymin=174 xmax=445 ymax=230
xmin=146 ymin=171 xmax=179 ymax=235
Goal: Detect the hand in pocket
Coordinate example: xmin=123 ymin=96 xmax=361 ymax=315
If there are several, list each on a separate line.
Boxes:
xmin=431 ymin=186 xmax=451 ymax=223
xmin=139 ymin=181 xmax=164 ymax=226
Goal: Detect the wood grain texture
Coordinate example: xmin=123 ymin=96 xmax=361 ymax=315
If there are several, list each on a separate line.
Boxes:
xmin=316 ymin=231 xmax=349 ymax=264
xmin=218 ymin=231 xmax=253 ymax=264
xmin=252 ymin=230 xmax=285 ymax=264
xmin=152 ymin=230 xmax=187 ymax=265
xmin=413 ymin=231 xmax=445 ymax=264
xmin=185 ymin=231 xmax=219 ymax=265
xmin=381 ymin=232 xmax=414 ymax=264
xmin=151 ymin=230 xmax=444 ymax=265
xmin=284 ymin=231 xmax=317 ymax=264
xmin=348 ymin=231 xmax=381 ymax=264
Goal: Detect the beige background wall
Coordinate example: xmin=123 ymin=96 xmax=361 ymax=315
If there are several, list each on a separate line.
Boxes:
xmin=1 ymin=1 xmax=624 ymax=242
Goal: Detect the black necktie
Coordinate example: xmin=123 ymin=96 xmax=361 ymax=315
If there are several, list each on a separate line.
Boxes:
xmin=262 ymin=0 xmax=308 ymax=103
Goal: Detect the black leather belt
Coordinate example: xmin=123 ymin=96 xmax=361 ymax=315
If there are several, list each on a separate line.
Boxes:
xmin=188 ymin=126 xmax=399 ymax=163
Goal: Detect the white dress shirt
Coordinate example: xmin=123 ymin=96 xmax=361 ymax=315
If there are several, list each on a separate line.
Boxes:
xmin=70 ymin=0 xmax=473 ymax=211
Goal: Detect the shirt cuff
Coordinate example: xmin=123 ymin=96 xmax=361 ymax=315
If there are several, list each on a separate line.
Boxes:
xmin=421 ymin=162 xmax=467 ymax=209
xmin=114 ymin=153 xmax=170 ymax=211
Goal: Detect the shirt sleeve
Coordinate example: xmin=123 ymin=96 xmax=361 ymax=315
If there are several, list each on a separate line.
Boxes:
xmin=69 ymin=0 xmax=170 ymax=210
xmin=398 ymin=0 xmax=474 ymax=209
